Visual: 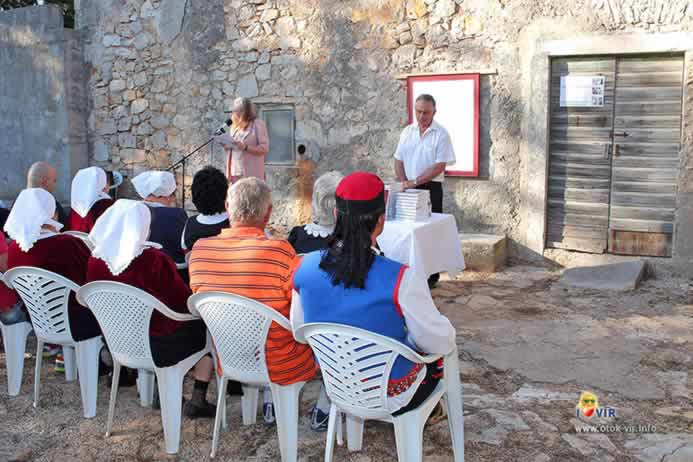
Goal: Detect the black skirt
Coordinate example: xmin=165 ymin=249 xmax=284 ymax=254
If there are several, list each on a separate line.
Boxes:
xmin=149 ymin=320 xmax=207 ymax=368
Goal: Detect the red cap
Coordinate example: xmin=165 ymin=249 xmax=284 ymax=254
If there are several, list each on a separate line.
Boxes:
xmin=335 ymin=172 xmax=385 ymax=215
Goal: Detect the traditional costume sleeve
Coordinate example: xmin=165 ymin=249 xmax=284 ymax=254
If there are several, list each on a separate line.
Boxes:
xmin=60 ymin=236 xmax=91 ymax=285
xmin=397 ymin=267 xmax=455 ymax=354
xmin=152 ymin=252 xmax=192 ymax=314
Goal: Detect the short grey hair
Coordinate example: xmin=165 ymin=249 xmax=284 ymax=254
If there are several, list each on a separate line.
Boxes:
xmin=227 ymin=177 xmax=272 ymax=225
xmin=312 ymin=171 xmax=343 ymax=227
xmin=415 ymin=93 xmax=436 ymax=109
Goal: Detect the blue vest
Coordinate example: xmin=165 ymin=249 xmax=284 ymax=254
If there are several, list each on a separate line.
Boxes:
xmin=293 ymin=251 xmax=418 ymax=381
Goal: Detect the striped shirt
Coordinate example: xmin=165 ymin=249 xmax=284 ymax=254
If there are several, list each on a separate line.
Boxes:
xmin=189 ymin=226 xmax=316 ymax=385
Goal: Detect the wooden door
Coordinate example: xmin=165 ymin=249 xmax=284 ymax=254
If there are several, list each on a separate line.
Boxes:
xmin=608 ymin=55 xmax=684 ymax=257
xmin=546 ymin=58 xmax=616 ymax=253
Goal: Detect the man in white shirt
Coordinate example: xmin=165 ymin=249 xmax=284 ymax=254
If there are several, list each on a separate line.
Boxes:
xmin=394 ymin=94 xmax=455 ymax=286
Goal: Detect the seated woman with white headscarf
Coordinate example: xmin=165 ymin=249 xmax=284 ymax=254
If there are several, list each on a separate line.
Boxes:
xmin=68 ymin=166 xmax=114 ymax=233
xmin=288 ymin=171 xmax=344 ymax=254
xmin=4 ymin=188 xmax=100 ymax=340
xmin=85 ymin=200 xmax=216 ymax=418
xmin=131 ymin=171 xmax=188 ymax=266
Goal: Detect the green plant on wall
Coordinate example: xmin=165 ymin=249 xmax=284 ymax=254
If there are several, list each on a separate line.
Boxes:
xmin=0 ymin=0 xmax=74 ymax=28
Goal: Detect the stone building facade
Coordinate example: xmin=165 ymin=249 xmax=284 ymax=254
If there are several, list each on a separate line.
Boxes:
xmin=6 ymin=0 xmax=693 ymax=269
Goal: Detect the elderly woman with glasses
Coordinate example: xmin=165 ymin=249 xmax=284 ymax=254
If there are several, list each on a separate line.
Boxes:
xmin=288 ymin=171 xmax=344 ymax=255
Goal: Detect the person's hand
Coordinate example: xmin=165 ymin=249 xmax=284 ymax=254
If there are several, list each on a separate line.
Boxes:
xmin=232 ymin=140 xmax=247 ymax=151
xmin=402 ymin=180 xmax=416 ymax=190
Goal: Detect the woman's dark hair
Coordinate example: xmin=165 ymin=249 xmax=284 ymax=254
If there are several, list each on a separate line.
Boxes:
xmin=319 ymin=207 xmax=384 ymax=289
xmin=191 ymin=166 xmax=228 ymax=215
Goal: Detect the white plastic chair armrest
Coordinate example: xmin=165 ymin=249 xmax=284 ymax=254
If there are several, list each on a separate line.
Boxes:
xmin=297 ymin=322 xmax=443 ymax=365
xmin=4 ymin=267 xmax=80 ymax=293
xmin=156 ymin=304 xmax=198 ymax=322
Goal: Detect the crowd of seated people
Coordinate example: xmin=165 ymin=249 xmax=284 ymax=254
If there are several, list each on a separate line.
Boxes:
xmin=0 ymin=162 xmax=456 ymax=430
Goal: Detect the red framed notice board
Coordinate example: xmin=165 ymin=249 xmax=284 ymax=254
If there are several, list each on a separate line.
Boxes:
xmin=407 ymin=74 xmax=480 ymax=177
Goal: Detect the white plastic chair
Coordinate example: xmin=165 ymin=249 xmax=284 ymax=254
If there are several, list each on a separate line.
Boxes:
xmin=3 ymin=267 xmax=103 ymax=417
xmin=0 ymin=270 xmax=33 ymax=396
xmin=188 ymin=292 xmax=306 ymax=461
xmin=63 ymin=231 xmax=94 ymax=251
xmin=295 ymin=323 xmax=465 ymax=462
xmin=77 ymin=281 xmax=211 ymax=455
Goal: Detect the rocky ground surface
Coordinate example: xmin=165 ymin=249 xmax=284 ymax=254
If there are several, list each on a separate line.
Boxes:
xmin=0 ymin=261 xmax=691 ymax=461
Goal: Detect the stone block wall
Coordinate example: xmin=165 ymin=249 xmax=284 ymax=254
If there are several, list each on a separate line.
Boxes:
xmin=75 ymin=0 xmax=693 ymax=249
xmin=0 ymin=5 xmax=88 ymax=204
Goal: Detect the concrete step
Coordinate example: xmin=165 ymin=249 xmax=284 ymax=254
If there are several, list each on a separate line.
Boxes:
xmin=460 ymin=234 xmax=507 ymax=272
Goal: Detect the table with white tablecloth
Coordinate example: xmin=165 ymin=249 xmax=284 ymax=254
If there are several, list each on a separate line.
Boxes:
xmin=376 ymin=213 xmax=465 ymax=278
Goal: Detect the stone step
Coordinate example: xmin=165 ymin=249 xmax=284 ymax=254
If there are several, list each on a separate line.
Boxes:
xmin=559 ymin=260 xmax=647 ymax=291
xmin=460 ymin=234 xmax=507 ymax=272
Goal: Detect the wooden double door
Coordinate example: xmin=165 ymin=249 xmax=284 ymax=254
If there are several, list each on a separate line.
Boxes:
xmin=547 ymin=54 xmax=684 ymax=257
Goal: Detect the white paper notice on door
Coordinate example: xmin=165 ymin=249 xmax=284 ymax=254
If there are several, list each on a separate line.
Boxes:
xmin=559 ymin=76 xmax=605 ymax=107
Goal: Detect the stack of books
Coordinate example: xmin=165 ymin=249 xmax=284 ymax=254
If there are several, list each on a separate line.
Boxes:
xmin=391 ymin=189 xmax=431 ymax=222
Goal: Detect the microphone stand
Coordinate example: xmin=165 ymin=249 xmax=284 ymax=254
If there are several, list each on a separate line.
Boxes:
xmin=166 ymin=136 xmax=215 ymax=207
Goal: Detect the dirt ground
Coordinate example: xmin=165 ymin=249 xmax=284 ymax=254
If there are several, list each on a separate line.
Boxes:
xmin=0 ymin=261 xmax=691 ymax=461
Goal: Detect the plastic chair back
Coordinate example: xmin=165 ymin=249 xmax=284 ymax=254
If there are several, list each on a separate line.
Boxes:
xmin=4 ymin=266 xmax=78 ymax=344
xmin=296 ymin=322 xmax=429 ymax=420
xmin=77 ymin=281 xmax=160 ymax=370
xmin=63 ymin=231 xmax=94 ymax=251
xmin=188 ymin=292 xmax=291 ymax=385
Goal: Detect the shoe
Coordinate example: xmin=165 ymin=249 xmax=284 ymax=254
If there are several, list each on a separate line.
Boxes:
xmin=427 ymin=273 xmax=440 ymax=290
xmin=310 ymin=407 xmax=329 ymax=432
xmin=183 ymin=400 xmax=216 ymax=419
xmin=54 ymin=354 xmax=65 ymax=373
xmin=98 ymin=347 xmax=114 ymax=376
xmin=43 ymin=344 xmax=60 ymax=358
xmin=263 ymin=402 xmax=275 ymax=424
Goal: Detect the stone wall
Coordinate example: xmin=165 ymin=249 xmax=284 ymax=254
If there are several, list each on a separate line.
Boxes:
xmin=0 ymin=5 xmax=88 ymax=204
xmin=75 ymin=0 xmax=693 ymax=252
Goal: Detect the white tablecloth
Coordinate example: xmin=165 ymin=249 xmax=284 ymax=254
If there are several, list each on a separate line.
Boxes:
xmin=376 ymin=213 xmax=466 ymax=278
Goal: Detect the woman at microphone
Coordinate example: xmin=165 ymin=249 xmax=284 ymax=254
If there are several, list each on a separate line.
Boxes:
xmin=215 ymin=97 xmax=270 ymax=183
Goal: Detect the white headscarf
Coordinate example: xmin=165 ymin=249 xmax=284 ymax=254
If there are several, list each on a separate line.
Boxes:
xmin=71 ymin=167 xmax=111 ymax=218
xmin=131 ymin=171 xmax=177 ymax=199
xmin=89 ymin=199 xmax=151 ymax=276
xmin=4 ymin=188 xmax=63 ymax=252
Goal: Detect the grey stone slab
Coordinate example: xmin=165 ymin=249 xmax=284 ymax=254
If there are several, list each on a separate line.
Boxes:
xmin=559 ymin=261 xmax=647 ymax=291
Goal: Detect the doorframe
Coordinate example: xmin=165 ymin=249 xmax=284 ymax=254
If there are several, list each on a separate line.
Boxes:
xmin=520 ymin=32 xmax=693 ymax=258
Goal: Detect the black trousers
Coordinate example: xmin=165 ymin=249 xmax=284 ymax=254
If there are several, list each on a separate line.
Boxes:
xmin=392 ymin=363 xmax=443 ymax=416
xmin=414 ymin=181 xmax=443 ymax=214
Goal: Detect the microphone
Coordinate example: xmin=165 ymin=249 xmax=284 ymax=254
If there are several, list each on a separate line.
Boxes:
xmin=214 ymin=119 xmax=232 ymax=136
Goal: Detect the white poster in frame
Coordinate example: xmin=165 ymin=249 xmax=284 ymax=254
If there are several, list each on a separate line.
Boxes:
xmin=407 ymin=74 xmax=480 ymax=177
